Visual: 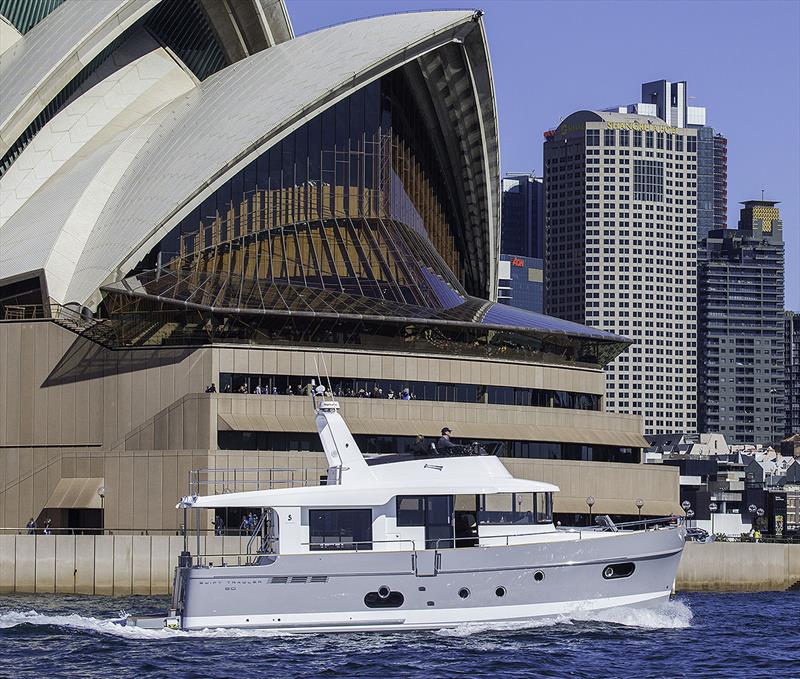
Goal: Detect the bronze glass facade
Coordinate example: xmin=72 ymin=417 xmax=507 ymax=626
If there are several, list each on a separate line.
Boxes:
xmin=99 ymin=70 xmax=628 ymax=368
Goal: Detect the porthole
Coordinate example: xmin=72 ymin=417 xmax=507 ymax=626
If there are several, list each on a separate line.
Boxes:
xmin=533 ymin=570 xmax=545 ymax=582
xmin=495 ymin=586 xmax=506 ymax=598
xmin=458 ymin=588 xmax=470 ymax=599
xmin=602 ymin=562 xmax=636 ymax=579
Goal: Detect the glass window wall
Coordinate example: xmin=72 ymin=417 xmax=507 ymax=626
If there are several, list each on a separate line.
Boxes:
xmin=141 ymin=69 xmax=470 ymax=296
xmin=216 ymin=431 xmax=641 ymax=464
xmin=217 ymin=372 xmax=601 ymax=411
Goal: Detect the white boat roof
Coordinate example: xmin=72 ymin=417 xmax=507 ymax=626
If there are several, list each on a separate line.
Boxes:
xmin=182 ymin=456 xmax=559 ymax=509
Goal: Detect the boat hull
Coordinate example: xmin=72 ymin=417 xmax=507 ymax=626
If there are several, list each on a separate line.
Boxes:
xmin=175 ymin=527 xmax=685 ymax=632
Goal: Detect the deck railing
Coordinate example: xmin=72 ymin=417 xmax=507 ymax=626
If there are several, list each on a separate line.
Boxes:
xmin=188 ymin=467 xmax=326 ymax=496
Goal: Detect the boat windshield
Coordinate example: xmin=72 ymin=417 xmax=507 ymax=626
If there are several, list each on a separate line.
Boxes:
xmin=478 ymin=493 xmax=552 ymax=525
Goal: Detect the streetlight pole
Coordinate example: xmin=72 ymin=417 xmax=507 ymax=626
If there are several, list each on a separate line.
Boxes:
xmin=586 ymin=496 xmax=595 ymax=528
xmin=748 ymin=503 xmax=757 ymax=539
xmin=709 ymin=502 xmax=718 ymax=536
xmin=97 ymin=486 xmax=105 ymax=532
xmin=635 ymin=498 xmax=644 ymax=521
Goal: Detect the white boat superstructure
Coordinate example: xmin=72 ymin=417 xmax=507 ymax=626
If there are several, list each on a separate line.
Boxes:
xmin=130 ymin=389 xmax=686 ymax=632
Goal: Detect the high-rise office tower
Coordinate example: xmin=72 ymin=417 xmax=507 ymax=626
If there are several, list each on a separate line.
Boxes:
xmin=544 ymin=111 xmax=698 ymax=435
xmin=501 ymin=173 xmax=544 ymax=259
xmin=786 ymin=311 xmax=800 ymax=436
xmin=497 ymin=254 xmax=544 ymax=313
xmin=698 ymin=201 xmax=785 ymax=444
xmin=499 ymin=174 xmax=544 ymax=313
xmin=607 ymin=79 xmax=727 ymax=240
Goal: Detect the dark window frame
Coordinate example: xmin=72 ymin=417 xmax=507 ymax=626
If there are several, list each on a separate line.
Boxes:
xmin=309 ymin=508 xmax=373 ymax=550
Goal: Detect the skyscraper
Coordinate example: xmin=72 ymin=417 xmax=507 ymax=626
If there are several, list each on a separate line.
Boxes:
xmin=499 ymin=173 xmax=544 ymax=313
xmin=785 ymin=311 xmax=800 ymax=436
xmin=497 ymin=254 xmax=544 ymax=313
xmin=698 ymin=201 xmax=785 ymax=444
xmin=606 ymin=79 xmax=727 ymax=241
xmin=544 ymin=111 xmax=698 ymax=435
xmin=501 ymin=173 xmax=544 ymax=259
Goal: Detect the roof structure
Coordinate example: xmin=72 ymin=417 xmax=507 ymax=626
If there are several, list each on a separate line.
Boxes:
xmin=0 ymin=2 xmax=628 ymax=369
xmin=182 ymin=454 xmax=560 ymax=509
xmin=554 ymin=110 xmax=682 ymax=131
xmin=0 ymin=0 xmax=154 ymax=156
xmin=1 ymin=5 xmax=498 ymax=307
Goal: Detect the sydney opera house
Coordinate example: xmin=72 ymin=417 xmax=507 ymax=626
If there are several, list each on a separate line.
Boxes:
xmin=0 ymin=0 xmax=679 ymax=533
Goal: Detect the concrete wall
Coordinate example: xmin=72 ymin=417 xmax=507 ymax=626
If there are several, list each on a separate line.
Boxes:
xmin=1 ymin=320 xmax=665 ymax=532
xmin=210 ymin=393 xmax=644 ymax=444
xmin=676 ymin=542 xmax=800 ymax=591
xmin=0 ymin=321 xmax=213 ymax=451
xmin=2 ymin=536 xmax=798 ymax=595
xmin=0 ymin=535 xmax=249 ymax=595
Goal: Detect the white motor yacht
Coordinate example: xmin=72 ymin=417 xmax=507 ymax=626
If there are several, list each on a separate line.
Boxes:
xmin=130 ymin=387 xmax=685 ymax=632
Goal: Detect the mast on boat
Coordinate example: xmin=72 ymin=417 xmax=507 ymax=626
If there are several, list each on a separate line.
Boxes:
xmin=311 ymin=384 xmax=373 ymax=486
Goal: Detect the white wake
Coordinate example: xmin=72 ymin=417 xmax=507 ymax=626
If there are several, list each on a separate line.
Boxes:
xmin=0 ymin=599 xmax=692 ymax=640
xmin=0 ymin=609 xmax=293 ymax=640
xmin=435 ymin=599 xmax=693 ymax=637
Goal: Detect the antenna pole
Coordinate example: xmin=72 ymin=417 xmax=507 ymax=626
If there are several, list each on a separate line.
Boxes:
xmin=312 ymin=357 xmax=322 ymax=410
xmin=321 ymin=353 xmax=333 ymax=395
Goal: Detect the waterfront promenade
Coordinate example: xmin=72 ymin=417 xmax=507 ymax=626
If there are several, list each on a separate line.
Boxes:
xmin=0 ymin=536 xmax=798 ymax=595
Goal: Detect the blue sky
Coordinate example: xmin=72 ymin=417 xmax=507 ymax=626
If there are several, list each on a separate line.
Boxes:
xmin=288 ymin=0 xmax=800 ymax=309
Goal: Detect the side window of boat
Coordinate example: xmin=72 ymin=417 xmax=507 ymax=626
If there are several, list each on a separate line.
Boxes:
xmin=478 ymin=494 xmax=535 ymax=524
xmin=396 ymin=496 xmax=425 ymax=526
xmin=535 ymin=492 xmax=553 ymax=524
xmin=309 ymin=508 xmax=373 ymax=550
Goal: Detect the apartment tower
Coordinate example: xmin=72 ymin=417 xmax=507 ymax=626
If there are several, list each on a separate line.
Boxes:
xmin=785 ymin=311 xmax=800 ymax=437
xmin=698 ymin=201 xmax=785 ymax=444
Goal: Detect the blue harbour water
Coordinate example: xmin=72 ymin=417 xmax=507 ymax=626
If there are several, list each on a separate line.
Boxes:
xmin=0 ymin=592 xmax=798 ymax=678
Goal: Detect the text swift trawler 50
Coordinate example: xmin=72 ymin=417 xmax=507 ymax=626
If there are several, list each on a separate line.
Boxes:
xmin=129 ymin=386 xmax=686 ymax=632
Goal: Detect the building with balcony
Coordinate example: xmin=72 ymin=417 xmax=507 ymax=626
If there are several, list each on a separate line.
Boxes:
xmin=698 ymin=201 xmax=785 ymax=444
xmin=0 ymin=1 xmax=680 ymax=533
xmin=786 ymin=311 xmax=800 ymax=436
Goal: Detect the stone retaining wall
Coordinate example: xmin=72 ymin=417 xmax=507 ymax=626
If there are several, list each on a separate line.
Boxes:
xmin=1 ymin=536 xmax=798 ymax=595
xmin=0 ymin=535 xmax=248 ymax=595
xmin=676 ymin=541 xmax=800 ymax=592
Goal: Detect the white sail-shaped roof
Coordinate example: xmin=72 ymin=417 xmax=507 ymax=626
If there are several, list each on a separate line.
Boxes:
xmin=0 ymin=8 xmax=498 ymax=308
xmin=0 ymin=0 xmax=157 ymax=157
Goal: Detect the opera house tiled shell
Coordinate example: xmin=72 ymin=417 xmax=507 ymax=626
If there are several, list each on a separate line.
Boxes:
xmin=0 ymin=0 xmax=627 ymax=367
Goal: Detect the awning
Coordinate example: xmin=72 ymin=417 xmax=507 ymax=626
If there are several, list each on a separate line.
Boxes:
xmin=555 ymin=496 xmax=683 ymax=516
xmin=44 ymin=478 xmax=104 ymax=509
xmin=217 ymin=413 xmax=647 ymax=448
